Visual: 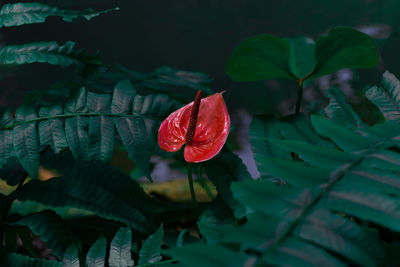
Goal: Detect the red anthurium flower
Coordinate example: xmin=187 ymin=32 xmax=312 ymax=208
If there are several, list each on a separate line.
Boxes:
xmin=158 ymin=91 xmax=230 ymax=163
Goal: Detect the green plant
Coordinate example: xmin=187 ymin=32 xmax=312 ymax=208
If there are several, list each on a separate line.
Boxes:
xmin=1 ymin=2 xmax=400 ymax=267
xmin=225 ymin=27 xmax=379 ymax=114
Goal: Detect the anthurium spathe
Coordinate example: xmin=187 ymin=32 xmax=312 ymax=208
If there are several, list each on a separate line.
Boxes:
xmin=158 ymin=90 xmax=230 ymax=163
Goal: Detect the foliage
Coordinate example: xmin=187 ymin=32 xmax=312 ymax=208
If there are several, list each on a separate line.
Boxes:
xmin=226 ymin=26 xmax=378 ymax=81
xmin=0 ymin=2 xmax=118 ymax=28
xmin=0 ymin=1 xmax=400 ymax=267
xmin=0 ymin=41 xmax=101 ymax=71
xmin=366 ymin=70 xmax=400 ymax=123
xmin=170 ymin=75 xmax=400 ymax=265
xmin=0 ymin=81 xmax=180 ymax=180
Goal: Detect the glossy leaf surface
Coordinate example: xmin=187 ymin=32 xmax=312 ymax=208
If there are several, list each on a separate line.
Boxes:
xmin=311 ymin=27 xmax=379 ymax=78
xmin=226 ymin=34 xmax=295 ymax=81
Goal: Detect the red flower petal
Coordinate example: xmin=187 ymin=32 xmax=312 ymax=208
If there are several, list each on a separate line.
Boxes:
xmin=158 ymin=104 xmax=190 ymax=152
xmin=158 ymin=92 xmax=230 ymax=162
xmin=184 ymin=93 xmax=229 ymax=162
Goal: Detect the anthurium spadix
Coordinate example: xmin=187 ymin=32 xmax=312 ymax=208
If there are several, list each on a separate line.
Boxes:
xmin=158 ymin=90 xmax=230 ymax=163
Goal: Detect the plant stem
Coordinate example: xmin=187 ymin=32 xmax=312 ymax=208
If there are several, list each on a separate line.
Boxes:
xmin=187 ymin=163 xmax=197 ymax=205
xmin=295 ymin=78 xmax=304 ymax=114
xmin=197 ymin=165 xmax=214 ymax=199
xmin=295 ymin=71 xmax=314 ymax=114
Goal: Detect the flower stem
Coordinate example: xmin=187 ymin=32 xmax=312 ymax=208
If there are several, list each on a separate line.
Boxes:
xmin=187 ymin=163 xmax=197 ymax=205
xmin=197 ymin=165 xmax=214 ymax=199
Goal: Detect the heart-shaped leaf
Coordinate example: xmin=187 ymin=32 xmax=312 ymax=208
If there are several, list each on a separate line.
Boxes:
xmin=226 ymin=34 xmax=296 ymax=81
xmin=285 ymin=36 xmax=316 ymax=79
xmin=311 ymin=27 xmax=379 ymax=78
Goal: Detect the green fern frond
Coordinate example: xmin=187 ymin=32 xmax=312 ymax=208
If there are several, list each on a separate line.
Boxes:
xmin=324 ymin=87 xmax=366 ymax=129
xmin=0 ymin=41 xmax=101 ymax=69
xmin=8 ymin=158 xmax=159 ymax=234
xmin=62 ymin=225 xmax=161 ymax=267
xmin=0 ymin=246 xmax=63 ymax=266
xmin=0 ymin=3 xmax=119 ymax=28
xmin=8 ymin=210 xmax=75 ymax=258
xmin=109 ymin=227 xmax=134 ymax=267
xmin=171 ymin=88 xmax=400 ymax=266
xmin=63 ymin=243 xmax=80 ymax=267
xmin=249 ymin=113 xmax=333 ymax=180
xmin=138 ymin=224 xmax=164 ymax=265
xmin=86 ymin=236 xmax=107 ymax=267
xmin=0 ymin=79 xmax=180 ymax=180
xmin=366 ymin=71 xmax=400 ymax=122
xmin=230 ymin=179 xmax=387 ymax=266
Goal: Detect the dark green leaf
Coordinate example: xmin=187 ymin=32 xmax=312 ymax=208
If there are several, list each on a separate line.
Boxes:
xmin=63 ymin=243 xmax=80 ymax=267
xmin=294 ymin=209 xmax=384 ymax=267
xmin=13 ymin=106 xmax=39 ymax=179
xmin=38 ymin=105 xmax=68 ymax=154
xmin=311 ymin=115 xmax=370 ymax=152
xmin=268 ymin=138 xmax=357 ymax=169
xmin=285 ymin=36 xmax=316 ymax=79
xmin=226 ymin=34 xmax=296 ymax=81
xmin=264 ymin=237 xmax=346 ymax=267
xmin=345 ymin=166 xmax=400 ymax=196
xmin=86 ymin=236 xmax=107 ymax=267
xmin=64 ymin=87 xmax=89 ymax=160
xmin=255 ymin=156 xmax=329 ymax=188
xmin=10 ymin=160 xmax=158 ymax=234
xmin=204 ymin=152 xmax=252 ymax=217
xmin=324 ymin=184 xmax=400 ymax=232
xmin=176 ymin=229 xmax=188 ymax=247
xmin=357 ymin=122 xmax=400 ymax=149
xmin=109 ymin=227 xmax=134 ymax=267
xmin=197 ymin=219 xmax=271 ymax=250
xmin=10 ymin=210 xmax=74 ymax=258
xmin=231 ymin=179 xmax=293 ymax=216
xmin=87 ymin=92 xmax=114 ymax=161
xmin=138 ymin=224 xmax=164 ymax=265
xmin=311 ymin=27 xmax=378 ymax=78
xmin=0 ymin=109 xmax=15 ymax=167
xmin=165 ymin=243 xmax=249 ymax=267
xmin=111 ymin=80 xmax=177 ymax=181
xmin=278 ymin=114 xmax=334 ymax=146
xmin=0 ymin=247 xmax=62 ymax=267
xmin=249 ymin=115 xmax=291 ymax=169
xmin=362 ymin=150 xmax=400 ymax=172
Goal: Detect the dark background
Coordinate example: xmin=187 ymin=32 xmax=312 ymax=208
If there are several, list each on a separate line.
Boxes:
xmin=1 ymin=0 xmax=399 ymax=114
